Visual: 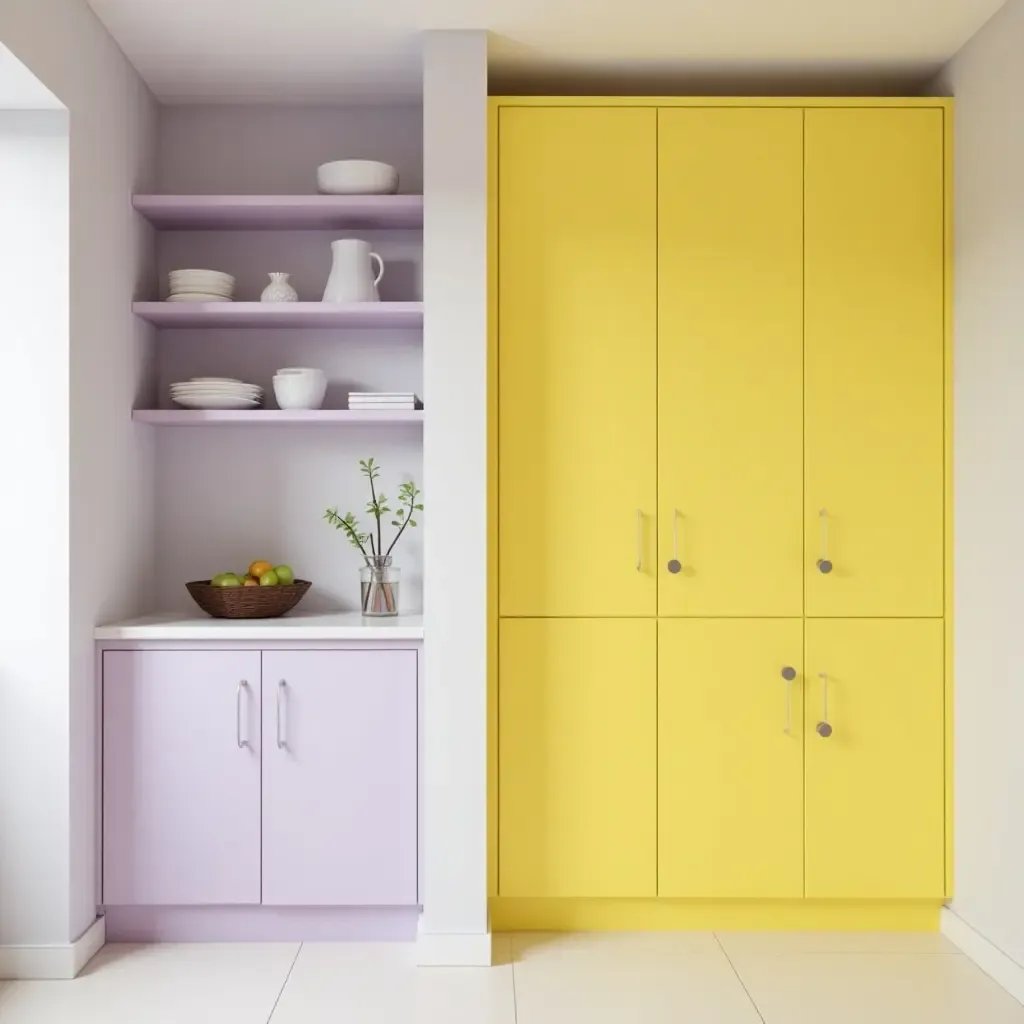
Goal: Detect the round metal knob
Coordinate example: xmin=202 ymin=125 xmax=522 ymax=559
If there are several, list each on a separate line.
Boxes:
xmin=817 ymin=558 xmax=833 ymax=574
xmin=667 ymin=559 xmax=682 ymax=574
xmin=781 ymin=666 xmax=796 ymax=681
xmin=816 ymin=721 xmax=833 ymax=738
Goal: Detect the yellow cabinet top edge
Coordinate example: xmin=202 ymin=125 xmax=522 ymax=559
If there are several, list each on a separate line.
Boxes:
xmin=489 ymin=96 xmax=952 ymax=109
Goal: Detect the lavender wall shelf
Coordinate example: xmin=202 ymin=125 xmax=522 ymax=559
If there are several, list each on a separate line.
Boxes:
xmin=133 ymin=410 xmax=425 ymax=426
xmin=133 ymin=302 xmax=423 ymax=329
xmin=133 ymin=194 xmax=424 ymax=230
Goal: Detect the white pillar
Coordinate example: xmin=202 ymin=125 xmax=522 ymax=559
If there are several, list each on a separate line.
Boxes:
xmin=419 ymin=29 xmax=491 ymax=966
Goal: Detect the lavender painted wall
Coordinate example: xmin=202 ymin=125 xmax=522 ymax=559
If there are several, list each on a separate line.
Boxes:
xmin=151 ymin=105 xmax=423 ymax=613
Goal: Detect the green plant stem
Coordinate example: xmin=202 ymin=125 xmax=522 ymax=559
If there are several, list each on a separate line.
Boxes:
xmin=368 ymin=472 xmax=383 ymax=556
xmin=384 ymin=495 xmax=415 ymax=558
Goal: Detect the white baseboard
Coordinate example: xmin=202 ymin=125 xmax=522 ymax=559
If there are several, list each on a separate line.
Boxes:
xmin=941 ymin=907 xmax=1024 ymax=1005
xmin=0 ymin=915 xmax=105 ymax=980
xmin=416 ymin=921 xmax=492 ymax=966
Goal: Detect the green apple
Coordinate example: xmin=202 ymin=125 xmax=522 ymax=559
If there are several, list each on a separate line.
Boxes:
xmin=274 ymin=564 xmax=295 ymax=586
xmin=259 ymin=569 xmax=279 ymax=587
xmin=211 ymin=573 xmax=241 ymax=588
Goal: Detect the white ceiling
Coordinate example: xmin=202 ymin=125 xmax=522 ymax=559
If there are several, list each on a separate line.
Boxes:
xmin=85 ymin=0 xmax=1005 ymax=103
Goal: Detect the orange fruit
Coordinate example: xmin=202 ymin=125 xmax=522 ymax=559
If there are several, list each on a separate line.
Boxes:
xmin=249 ymin=560 xmax=273 ymax=579
xmin=243 ymin=578 xmax=260 ymax=587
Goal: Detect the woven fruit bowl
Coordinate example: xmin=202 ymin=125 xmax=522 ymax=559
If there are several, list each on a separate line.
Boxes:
xmin=186 ymin=580 xmax=312 ymax=619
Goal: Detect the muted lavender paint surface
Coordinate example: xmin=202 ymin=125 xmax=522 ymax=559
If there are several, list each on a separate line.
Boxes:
xmin=134 ymin=410 xmax=424 ymax=426
xmin=102 ymin=651 xmax=262 ymax=906
xmin=261 ymin=650 xmax=418 ymax=907
xmin=103 ymin=905 xmax=418 ymax=942
xmin=133 ymin=302 xmax=423 ymax=329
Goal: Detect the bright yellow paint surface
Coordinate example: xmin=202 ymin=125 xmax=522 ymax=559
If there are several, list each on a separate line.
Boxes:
xmin=804 ymin=109 xmax=945 ymax=617
xmin=658 ymin=109 xmax=804 ymax=616
xmin=659 ymin=619 xmax=804 ymax=897
xmin=498 ymin=618 xmax=657 ymax=897
xmin=490 ymin=898 xmax=941 ymax=932
xmin=805 ymin=619 xmax=945 ymax=899
xmin=498 ymin=108 xmax=658 ymax=617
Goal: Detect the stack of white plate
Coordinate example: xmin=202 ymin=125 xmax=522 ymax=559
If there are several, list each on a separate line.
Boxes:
xmin=167 ymin=269 xmax=236 ymax=303
xmin=170 ymin=378 xmax=263 ymax=410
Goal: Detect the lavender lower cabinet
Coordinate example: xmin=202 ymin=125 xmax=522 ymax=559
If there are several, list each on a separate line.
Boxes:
xmin=102 ymin=651 xmax=262 ymax=905
xmin=260 ymin=650 xmax=418 ymax=906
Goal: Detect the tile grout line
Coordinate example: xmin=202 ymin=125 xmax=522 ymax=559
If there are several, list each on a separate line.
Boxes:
xmin=511 ymin=944 xmax=519 ymax=1023
xmin=714 ymin=933 xmax=767 ymax=1024
xmin=265 ymin=942 xmax=303 ymax=1024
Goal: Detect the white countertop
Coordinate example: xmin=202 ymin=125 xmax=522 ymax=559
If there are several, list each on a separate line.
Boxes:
xmin=95 ymin=612 xmax=424 ymax=641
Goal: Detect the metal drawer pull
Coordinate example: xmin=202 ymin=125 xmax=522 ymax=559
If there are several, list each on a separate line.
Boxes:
xmin=236 ymin=680 xmax=248 ymax=749
xmin=277 ymin=679 xmax=287 ymax=749
xmin=817 ymin=672 xmax=833 ymax=737
xmin=636 ymin=509 xmax=643 ymax=572
xmin=817 ymin=509 xmax=833 ymax=574
xmin=667 ymin=509 xmax=682 ymax=574
xmin=781 ymin=666 xmax=796 ymax=735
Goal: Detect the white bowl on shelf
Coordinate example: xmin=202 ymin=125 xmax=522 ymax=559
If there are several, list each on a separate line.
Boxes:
xmin=316 ymin=160 xmax=399 ymax=195
xmin=273 ymin=371 xmax=327 ymax=410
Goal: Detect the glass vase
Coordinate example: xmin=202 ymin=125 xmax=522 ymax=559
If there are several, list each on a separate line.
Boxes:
xmin=360 ymin=556 xmax=400 ymax=617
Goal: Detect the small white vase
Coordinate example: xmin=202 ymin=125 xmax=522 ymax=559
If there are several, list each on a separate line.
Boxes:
xmin=261 ymin=273 xmax=298 ymax=303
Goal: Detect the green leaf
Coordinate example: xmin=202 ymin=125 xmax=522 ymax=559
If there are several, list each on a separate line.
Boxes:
xmin=409 ymin=520 xmax=417 ymax=527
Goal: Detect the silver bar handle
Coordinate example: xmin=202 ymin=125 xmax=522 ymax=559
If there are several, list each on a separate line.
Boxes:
xmin=667 ymin=509 xmax=682 ymax=574
xmin=276 ymin=679 xmax=286 ymax=749
xmin=817 ymin=672 xmax=833 ymax=737
xmin=636 ymin=509 xmax=643 ymax=573
xmin=781 ymin=667 xmax=796 ymax=735
xmin=817 ymin=509 xmax=833 ymax=574
xmin=236 ymin=680 xmax=248 ymax=749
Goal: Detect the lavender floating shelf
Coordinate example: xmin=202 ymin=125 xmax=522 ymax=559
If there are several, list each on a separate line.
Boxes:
xmin=133 ymin=194 xmax=423 ymax=230
xmin=132 ymin=302 xmax=424 ymax=330
xmin=133 ymin=410 xmax=425 ymax=426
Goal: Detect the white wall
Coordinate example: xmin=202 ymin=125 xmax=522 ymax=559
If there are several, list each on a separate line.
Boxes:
xmin=932 ymin=0 xmax=1024 ymax=969
xmin=0 ymin=0 xmax=157 ymax=953
xmin=419 ymin=29 xmax=490 ymax=965
xmin=153 ymin=106 xmax=423 ymax=613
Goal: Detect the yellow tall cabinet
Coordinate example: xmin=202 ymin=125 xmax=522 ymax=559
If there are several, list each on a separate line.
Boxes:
xmin=492 ymin=98 xmax=951 ymax=931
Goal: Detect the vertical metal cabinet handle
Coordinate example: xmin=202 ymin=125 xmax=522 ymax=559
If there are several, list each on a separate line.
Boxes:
xmin=636 ymin=509 xmax=643 ymax=572
xmin=236 ymin=680 xmax=248 ymax=749
xmin=817 ymin=672 xmax=833 ymax=737
xmin=780 ymin=666 xmax=797 ymax=735
xmin=816 ymin=508 xmax=833 ymax=574
xmin=667 ymin=509 xmax=682 ymax=574
xmin=276 ymin=679 xmax=286 ymax=749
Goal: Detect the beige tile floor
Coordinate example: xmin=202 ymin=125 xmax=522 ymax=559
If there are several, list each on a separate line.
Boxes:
xmin=1 ymin=931 xmax=1022 ymax=1023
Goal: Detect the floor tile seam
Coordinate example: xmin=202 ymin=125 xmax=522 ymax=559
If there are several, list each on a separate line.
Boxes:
xmin=265 ymin=942 xmax=303 ymax=1024
xmin=713 ymin=933 xmax=767 ymax=1024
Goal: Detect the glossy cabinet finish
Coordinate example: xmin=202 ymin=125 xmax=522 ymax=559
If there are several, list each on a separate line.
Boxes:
xmin=261 ymin=650 xmax=417 ymax=906
xmin=804 ymin=619 xmax=945 ymax=898
xmin=658 ymin=619 xmax=804 ymax=898
xmin=498 ymin=618 xmax=657 ymax=897
xmin=498 ymin=107 xmax=658 ymax=618
xmin=658 ymin=108 xmax=804 ymax=616
xmin=102 ymin=650 xmax=262 ymax=905
xmin=805 ymin=109 xmax=945 ymax=617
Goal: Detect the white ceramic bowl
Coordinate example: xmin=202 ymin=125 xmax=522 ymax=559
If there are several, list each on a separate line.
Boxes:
xmin=275 ymin=367 xmax=326 ymax=377
xmin=273 ymin=373 xmax=327 ymax=410
xmin=316 ymin=160 xmax=399 ymax=195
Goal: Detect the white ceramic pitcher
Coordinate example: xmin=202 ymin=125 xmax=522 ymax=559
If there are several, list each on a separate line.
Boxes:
xmin=322 ymin=239 xmax=384 ymax=303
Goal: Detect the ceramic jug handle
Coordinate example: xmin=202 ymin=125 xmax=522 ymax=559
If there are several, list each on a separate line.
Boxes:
xmin=371 ymin=253 xmax=385 ymax=286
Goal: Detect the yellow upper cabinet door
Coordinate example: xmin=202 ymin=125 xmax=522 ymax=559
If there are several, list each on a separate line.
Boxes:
xmin=805 ymin=109 xmax=945 ymax=617
xmin=658 ymin=109 xmax=804 ymax=617
xmin=805 ymin=619 xmax=945 ymax=899
xmin=499 ymin=618 xmax=657 ymax=898
xmin=659 ymin=619 xmax=804 ymax=898
xmin=498 ymin=109 xmax=658 ymax=617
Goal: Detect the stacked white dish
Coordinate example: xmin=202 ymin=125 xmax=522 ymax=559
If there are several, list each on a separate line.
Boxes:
xmin=167 ymin=269 xmax=236 ymax=303
xmin=170 ymin=378 xmax=263 ymax=410
xmin=348 ymin=392 xmax=420 ymax=411
xmin=273 ymin=367 xmax=327 ymax=410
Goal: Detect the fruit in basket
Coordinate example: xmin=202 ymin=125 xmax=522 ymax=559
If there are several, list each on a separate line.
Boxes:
xmin=259 ymin=569 xmax=280 ymax=586
xmin=242 ymin=576 xmax=260 ymax=587
xmin=273 ymin=564 xmax=295 ymax=585
xmin=249 ymin=560 xmax=273 ymax=579
xmin=211 ymin=573 xmax=242 ymax=588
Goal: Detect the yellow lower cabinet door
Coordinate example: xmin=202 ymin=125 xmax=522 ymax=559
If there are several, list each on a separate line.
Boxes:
xmin=499 ymin=618 xmax=657 ymax=898
xmin=659 ymin=619 xmax=804 ymax=898
xmin=805 ymin=619 xmax=945 ymax=898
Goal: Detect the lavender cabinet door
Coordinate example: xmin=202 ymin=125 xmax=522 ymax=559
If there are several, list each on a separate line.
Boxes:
xmin=261 ymin=650 xmax=418 ymax=906
xmin=102 ymin=651 xmax=262 ymax=905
